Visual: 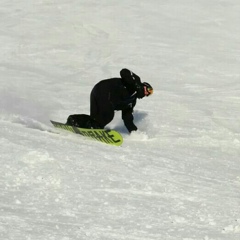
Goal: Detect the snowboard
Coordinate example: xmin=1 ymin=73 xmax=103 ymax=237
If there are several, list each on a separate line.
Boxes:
xmin=50 ymin=120 xmax=123 ymax=146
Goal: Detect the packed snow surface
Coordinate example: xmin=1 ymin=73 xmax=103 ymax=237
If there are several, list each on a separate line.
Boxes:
xmin=0 ymin=0 xmax=240 ymax=239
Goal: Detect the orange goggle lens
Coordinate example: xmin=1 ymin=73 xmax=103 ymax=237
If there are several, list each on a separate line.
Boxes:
xmin=147 ymin=87 xmax=153 ymax=96
xmin=144 ymin=86 xmax=153 ymax=96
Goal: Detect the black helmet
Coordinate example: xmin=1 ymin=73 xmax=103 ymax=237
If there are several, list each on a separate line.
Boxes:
xmin=142 ymin=82 xmax=153 ymax=96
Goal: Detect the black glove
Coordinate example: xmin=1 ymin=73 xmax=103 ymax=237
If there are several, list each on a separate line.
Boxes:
xmin=122 ymin=108 xmax=138 ymax=133
xmin=124 ymin=120 xmax=137 ymax=133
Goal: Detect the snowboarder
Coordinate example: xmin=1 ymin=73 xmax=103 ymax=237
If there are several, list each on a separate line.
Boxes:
xmin=67 ymin=68 xmax=153 ymax=133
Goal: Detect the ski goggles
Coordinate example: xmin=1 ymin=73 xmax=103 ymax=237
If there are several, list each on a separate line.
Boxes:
xmin=144 ymin=86 xmax=153 ymax=96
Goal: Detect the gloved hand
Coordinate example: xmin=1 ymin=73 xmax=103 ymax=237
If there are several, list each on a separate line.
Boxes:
xmin=124 ymin=120 xmax=138 ymax=133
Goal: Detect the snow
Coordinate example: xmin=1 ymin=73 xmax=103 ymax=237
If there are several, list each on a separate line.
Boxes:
xmin=0 ymin=0 xmax=240 ymax=239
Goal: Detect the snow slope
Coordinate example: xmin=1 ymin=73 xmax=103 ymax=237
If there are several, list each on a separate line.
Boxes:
xmin=0 ymin=0 xmax=240 ymax=239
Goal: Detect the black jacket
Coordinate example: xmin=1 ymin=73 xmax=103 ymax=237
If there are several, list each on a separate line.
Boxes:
xmin=90 ymin=69 xmax=144 ymax=132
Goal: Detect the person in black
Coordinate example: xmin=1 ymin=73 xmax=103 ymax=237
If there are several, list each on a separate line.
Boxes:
xmin=66 ymin=68 xmax=153 ymax=133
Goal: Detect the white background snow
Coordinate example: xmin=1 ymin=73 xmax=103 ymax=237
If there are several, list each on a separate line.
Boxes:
xmin=0 ymin=0 xmax=240 ymax=239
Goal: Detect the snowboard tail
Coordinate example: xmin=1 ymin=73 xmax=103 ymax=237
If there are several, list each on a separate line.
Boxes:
xmin=50 ymin=120 xmax=123 ymax=146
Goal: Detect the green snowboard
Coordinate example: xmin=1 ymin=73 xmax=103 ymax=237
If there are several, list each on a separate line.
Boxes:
xmin=50 ymin=120 xmax=123 ymax=146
